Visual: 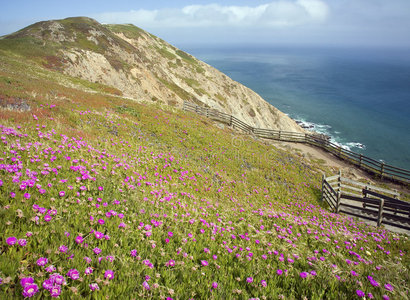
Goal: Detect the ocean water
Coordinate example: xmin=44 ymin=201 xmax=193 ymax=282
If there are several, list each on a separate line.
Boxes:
xmin=182 ymin=46 xmax=410 ymax=170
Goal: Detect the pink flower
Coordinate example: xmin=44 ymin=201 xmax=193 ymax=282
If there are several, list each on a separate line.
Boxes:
xmin=18 ymin=239 xmax=27 ymax=247
xmin=246 ymin=277 xmax=253 ymax=283
xmin=94 ymin=231 xmax=104 ymax=239
xmin=142 ymin=281 xmax=150 ymax=290
xmin=98 ymin=186 xmax=104 ymax=191
xmin=93 ymin=247 xmax=102 ymax=255
xmin=20 ymin=277 xmax=34 ymax=287
xmin=6 ymin=236 xmax=17 ymax=245
xmin=130 ymin=249 xmax=137 ymax=257
xmin=44 ymin=215 xmax=52 ymax=222
xmin=277 ymin=269 xmax=283 ymax=275
xmin=75 ymin=236 xmax=84 ymax=244
xmin=384 ymin=284 xmax=393 ymax=292
xmin=49 ymin=285 xmax=61 ymax=298
xmin=98 ymin=219 xmax=105 ymax=225
xmin=22 ymin=283 xmax=39 ymax=298
xmin=59 ymin=191 xmax=65 ymax=197
xmin=85 ymin=267 xmax=93 ymax=275
xmin=201 ymin=260 xmax=208 ymax=266
xmin=356 ymin=289 xmax=365 ymax=297
xmin=261 ymin=280 xmax=267 ymax=287
xmin=58 ymin=245 xmax=68 ymax=253
xmin=300 ymin=272 xmax=308 ymax=278
xmin=166 ymin=259 xmax=176 ymax=267
xmin=36 ymin=257 xmax=48 ymax=266
xmin=67 ymin=269 xmax=80 ymax=280
xmin=45 ymin=265 xmax=56 ymax=273
xmin=104 ymin=270 xmax=114 ymax=280
xmin=89 ymin=283 xmax=99 ymax=291
xmin=212 ymin=282 xmax=218 ymax=289
xmin=24 ymin=193 xmax=31 ymax=199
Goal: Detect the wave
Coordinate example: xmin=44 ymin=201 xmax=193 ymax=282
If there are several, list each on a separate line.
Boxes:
xmin=294 ymin=118 xmax=366 ymax=152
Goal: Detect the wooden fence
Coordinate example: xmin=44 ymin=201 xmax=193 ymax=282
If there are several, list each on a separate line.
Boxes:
xmin=322 ymin=173 xmax=410 ymax=232
xmin=183 ymin=101 xmax=410 ymax=185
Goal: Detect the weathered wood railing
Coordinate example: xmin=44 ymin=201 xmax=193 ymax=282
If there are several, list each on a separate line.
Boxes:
xmin=183 ymin=101 xmax=410 ymax=185
xmin=322 ymin=173 xmax=410 ymax=232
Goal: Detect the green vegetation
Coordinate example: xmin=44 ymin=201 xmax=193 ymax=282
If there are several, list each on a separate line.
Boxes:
xmin=104 ymin=24 xmax=147 ymax=41
xmin=0 ymin=20 xmax=408 ymax=300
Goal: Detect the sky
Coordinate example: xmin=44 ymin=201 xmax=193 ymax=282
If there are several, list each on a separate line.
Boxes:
xmin=1 ymin=0 xmax=410 ymax=48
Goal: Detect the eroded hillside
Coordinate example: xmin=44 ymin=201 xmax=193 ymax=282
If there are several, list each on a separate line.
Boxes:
xmin=0 ymin=17 xmax=303 ymax=132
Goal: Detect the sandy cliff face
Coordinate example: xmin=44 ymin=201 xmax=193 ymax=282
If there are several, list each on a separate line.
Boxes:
xmin=4 ymin=17 xmax=303 ymax=132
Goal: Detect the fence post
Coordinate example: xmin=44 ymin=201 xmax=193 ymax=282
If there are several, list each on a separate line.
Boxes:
xmin=363 ymin=185 xmax=368 ymax=209
xmin=337 ymin=170 xmax=342 ymax=193
xmin=380 ymin=163 xmax=385 ymax=179
xmin=336 ymin=191 xmax=341 ymax=213
xmin=377 ymin=198 xmax=384 ymax=227
xmin=321 ymin=174 xmax=325 ymax=203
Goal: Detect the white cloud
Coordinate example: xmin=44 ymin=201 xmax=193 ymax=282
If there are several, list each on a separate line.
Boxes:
xmin=96 ymin=1 xmax=329 ymax=29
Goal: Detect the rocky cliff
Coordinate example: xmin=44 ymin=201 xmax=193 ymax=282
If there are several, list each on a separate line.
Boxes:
xmin=1 ymin=17 xmax=303 ymax=132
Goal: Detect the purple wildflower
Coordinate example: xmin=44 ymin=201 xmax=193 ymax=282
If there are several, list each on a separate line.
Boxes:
xmin=356 ymin=289 xmax=365 ymax=297
xmin=6 ymin=236 xmax=17 ymax=246
xmin=22 ymin=284 xmax=39 ymax=298
xmin=67 ymin=269 xmax=80 ymax=280
xmin=104 ymin=270 xmax=114 ymax=280
xmin=36 ymin=257 xmax=48 ymax=266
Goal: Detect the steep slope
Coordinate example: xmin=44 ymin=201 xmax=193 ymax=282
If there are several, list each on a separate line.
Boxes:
xmin=0 ymin=43 xmax=409 ymax=299
xmin=0 ymin=17 xmax=303 ymax=132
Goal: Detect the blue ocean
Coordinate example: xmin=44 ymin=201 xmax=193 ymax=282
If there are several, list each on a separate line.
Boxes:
xmin=183 ymin=46 xmax=410 ymax=170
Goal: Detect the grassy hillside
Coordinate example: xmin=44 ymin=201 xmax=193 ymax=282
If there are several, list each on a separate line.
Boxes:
xmin=0 ymin=46 xmax=409 ymax=299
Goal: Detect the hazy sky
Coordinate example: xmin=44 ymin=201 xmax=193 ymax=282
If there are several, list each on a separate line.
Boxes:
xmin=1 ymin=0 xmax=410 ymax=48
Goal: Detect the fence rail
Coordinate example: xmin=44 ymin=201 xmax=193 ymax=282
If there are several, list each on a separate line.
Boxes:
xmin=183 ymin=101 xmax=410 ymax=185
xmin=322 ymin=173 xmax=410 ymax=232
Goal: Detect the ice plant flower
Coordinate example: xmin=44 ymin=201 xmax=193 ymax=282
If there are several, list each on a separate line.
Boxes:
xmin=246 ymin=277 xmax=253 ymax=283
xmin=356 ymin=290 xmax=365 ymax=297
xmin=49 ymin=285 xmax=61 ymax=298
xmin=58 ymin=245 xmax=68 ymax=253
xmin=261 ymin=280 xmax=267 ymax=287
xmin=22 ymin=283 xmax=39 ymax=298
xmin=104 ymin=270 xmax=114 ymax=280
xmin=36 ymin=257 xmax=48 ymax=266
xmin=300 ymin=272 xmax=308 ymax=279
xmin=212 ymin=282 xmax=218 ymax=289
xmin=20 ymin=277 xmax=34 ymax=287
xmin=384 ymin=284 xmax=393 ymax=292
xmin=67 ymin=269 xmax=80 ymax=280
xmin=90 ymin=283 xmax=99 ymax=291
xmin=142 ymin=281 xmax=150 ymax=290
xmin=6 ymin=236 xmax=17 ymax=245
xmin=130 ymin=249 xmax=137 ymax=257
xmin=18 ymin=239 xmax=27 ymax=247
xmin=75 ymin=235 xmax=84 ymax=244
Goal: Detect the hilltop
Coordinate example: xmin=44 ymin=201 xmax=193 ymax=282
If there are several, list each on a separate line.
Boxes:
xmin=0 ymin=16 xmax=302 ymax=132
xmin=0 ymin=17 xmax=408 ymax=299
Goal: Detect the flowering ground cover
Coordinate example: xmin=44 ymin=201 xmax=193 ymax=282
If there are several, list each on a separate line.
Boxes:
xmin=0 ymin=50 xmax=409 ymax=299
